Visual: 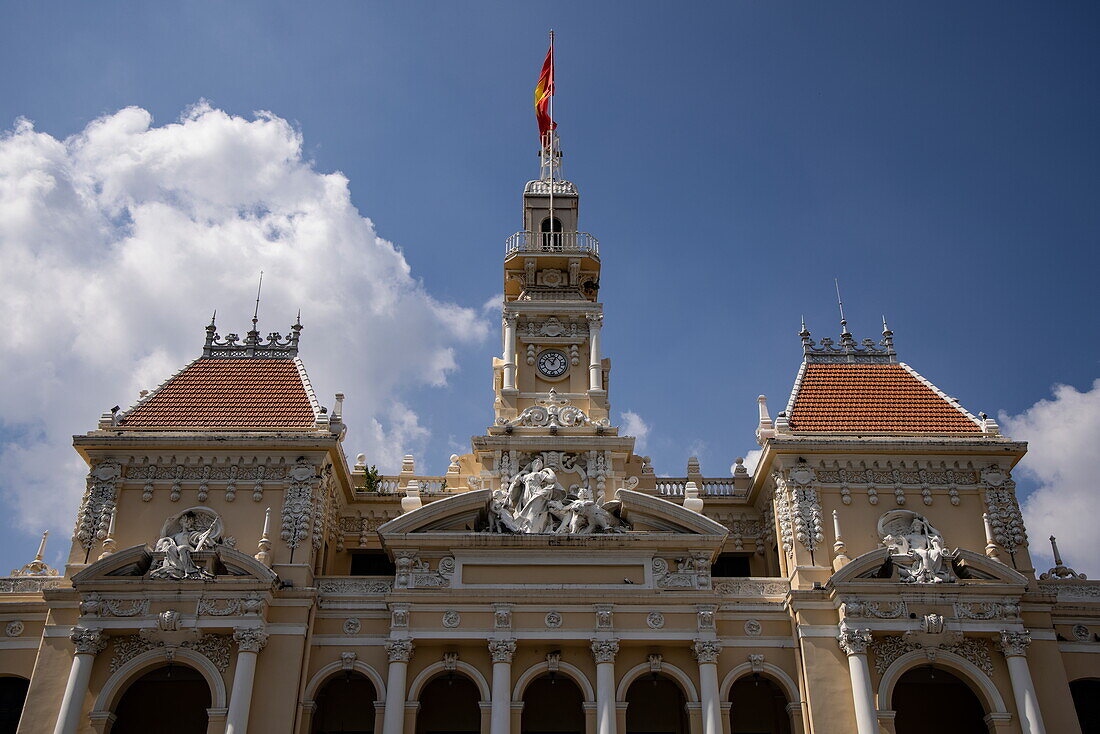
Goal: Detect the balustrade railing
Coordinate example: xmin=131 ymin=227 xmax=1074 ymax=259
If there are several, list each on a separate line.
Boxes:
xmin=505 ymin=230 xmax=599 ymax=256
xmin=655 ymin=478 xmax=747 ymax=498
xmin=358 ymin=476 xmax=452 ymax=495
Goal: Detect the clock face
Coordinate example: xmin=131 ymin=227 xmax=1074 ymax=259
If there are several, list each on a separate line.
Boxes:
xmin=537 ymin=349 xmax=569 ymax=378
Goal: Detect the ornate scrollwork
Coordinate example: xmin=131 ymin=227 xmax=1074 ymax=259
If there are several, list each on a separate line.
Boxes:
xmin=498 ymin=390 xmax=609 ymax=429
xmin=488 ymin=639 xmax=517 ymax=663
xmin=691 ymin=640 xmax=721 ymax=663
xmin=590 ymin=639 xmax=620 ymax=663
xmin=837 ymin=626 xmax=873 ymax=656
xmin=386 ymin=638 xmax=414 ymax=662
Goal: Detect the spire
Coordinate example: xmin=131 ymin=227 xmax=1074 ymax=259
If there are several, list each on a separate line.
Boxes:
xmin=247 ymin=271 xmax=264 ymax=345
xmin=11 ymin=531 xmax=58 ymax=577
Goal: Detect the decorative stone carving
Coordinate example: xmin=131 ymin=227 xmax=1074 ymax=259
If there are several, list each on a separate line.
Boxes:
xmin=692 ymin=640 xmax=721 ymax=663
xmin=842 ymin=600 xmax=907 ymax=619
xmin=595 ymin=605 xmax=613 ymax=630
xmin=494 ymin=605 xmax=512 ymax=630
xmin=696 ymin=606 xmax=716 ymax=631
xmin=0 ymin=578 xmax=61 ymax=594
xmin=744 ymin=619 xmax=762 ymax=636
xmin=871 ymin=635 xmax=993 ymax=676
xmin=590 ymin=639 xmax=620 ymax=663
xmin=442 ymin=610 xmax=461 ymax=628
xmin=391 ymin=607 xmax=409 ymax=629
xmin=488 ymin=639 xmax=517 ymax=663
xmin=998 ymin=630 xmax=1031 ymax=657
xmin=343 ymin=618 xmax=362 ymax=635
xmin=109 ymin=633 xmax=232 ymax=673
xmin=233 ymin=627 xmax=268 ymax=653
xmin=878 ymin=510 xmax=956 ymax=584
xmin=545 ymin=611 xmax=563 ymax=628
xmin=488 ymin=453 xmax=628 ymax=535
xmin=748 ymin=654 xmax=765 ymax=673
xmin=646 ymin=612 xmax=665 ymax=629
xmin=149 ymin=508 xmax=223 ymax=580
xmin=773 ymin=470 xmax=823 ymax=559
xmin=4 ymin=621 xmax=23 ymax=638
xmin=394 ymin=553 xmax=455 ymax=589
xmin=654 ymin=556 xmax=711 ymax=590
xmin=12 ymin=531 xmax=58 ymax=577
xmin=837 ymin=626 xmax=872 ymax=656
xmin=442 ymin=651 xmax=459 ymax=672
xmin=499 ymin=389 xmax=609 ymax=429
xmin=341 ymin=651 xmax=357 ymax=671
xmin=982 ymin=471 xmax=1027 ymax=554
xmin=79 ymin=593 xmax=151 ymax=618
xmin=71 ymin=626 xmax=107 ymax=655
xmin=955 ymin=601 xmax=1020 ymax=621
xmin=1072 ymin=624 xmax=1090 ymax=642
xmin=76 ymin=461 xmax=121 ymax=552
xmin=713 ymin=579 xmax=790 ymax=598
xmin=281 ymin=459 xmax=319 ymax=552
xmin=386 ymin=638 xmax=414 ymax=662
xmin=1038 ymin=581 xmax=1100 ymax=600
xmin=317 ymin=578 xmax=392 ymax=595
xmin=197 ymin=594 xmax=264 ymax=617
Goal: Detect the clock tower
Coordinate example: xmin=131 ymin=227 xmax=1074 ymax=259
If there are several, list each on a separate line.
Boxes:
xmin=492 ymin=140 xmax=610 ymax=429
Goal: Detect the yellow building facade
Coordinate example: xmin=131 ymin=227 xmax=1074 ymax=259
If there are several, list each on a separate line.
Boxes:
xmin=0 ymin=136 xmax=1098 ymax=734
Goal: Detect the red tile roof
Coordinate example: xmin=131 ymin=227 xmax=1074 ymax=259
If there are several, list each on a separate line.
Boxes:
xmin=119 ymin=358 xmax=317 ymax=430
xmin=788 ymin=363 xmax=980 ymax=434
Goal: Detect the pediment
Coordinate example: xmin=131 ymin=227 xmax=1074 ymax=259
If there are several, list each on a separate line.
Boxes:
xmin=377 ymin=488 xmax=729 ymax=539
xmin=829 ymin=547 xmax=1028 ymax=587
xmin=71 ymin=544 xmax=277 ymax=586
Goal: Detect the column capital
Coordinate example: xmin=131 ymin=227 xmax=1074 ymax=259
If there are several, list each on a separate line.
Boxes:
xmin=233 ymin=626 xmax=268 ymax=653
xmin=586 ymin=313 xmax=603 ymax=326
xmin=590 ymin=638 xmax=620 ymax=663
xmin=386 ymin=638 xmax=415 ymax=662
xmin=488 ymin=638 xmax=517 ymax=663
xmin=998 ymin=630 xmax=1031 ymax=657
xmin=70 ymin=626 xmax=106 ymax=655
xmin=836 ymin=626 xmax=872 ymax=656
xmin=503 ymin=313 xmax=518 ymax=327
xmin=692 ymin=639 xmax=722 ymax=663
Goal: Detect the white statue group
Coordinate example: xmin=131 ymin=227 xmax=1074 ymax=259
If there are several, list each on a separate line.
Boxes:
xmin=879 ymin=510 xmax=957 ymax=584
xmin=489 ymin=457 xmax=628 ymax=534
xmin=149 ymin=509 xmax=223 ymax=580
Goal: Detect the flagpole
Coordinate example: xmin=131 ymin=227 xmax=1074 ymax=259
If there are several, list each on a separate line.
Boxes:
xmin=548 ymin=28 xmax=555 ymax=250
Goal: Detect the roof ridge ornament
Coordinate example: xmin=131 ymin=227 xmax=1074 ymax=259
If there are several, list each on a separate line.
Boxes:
xmin=800 ymin=319 xmax=898 ymax=365
xmin=203 ymin=316 xmax=302 ymax=359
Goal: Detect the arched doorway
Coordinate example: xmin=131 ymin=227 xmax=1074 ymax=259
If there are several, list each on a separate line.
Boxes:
xmin=522 ymin=674 xmax=585 ymax=734
xmin=729 ymin=675 xmax=790 ymax=734
xmin=417 ymin=673 xmax=481 ymax=734
xmin=1071 ymin=679 xmax=1100 ymax=733
xmin=539 ymin=217 xmax=563 ymax=250
xmin=625 ymin=674 xmax=687 ymax=734
xmin=0 ymin=677 xmax=28 ymax=734
xmin=892 ymin=666 xmax=985 ymax=734
xmin=112 ymin=664 xmax=211 ymax=734
xmin=313 ymin=672 xmax=377 ymax=734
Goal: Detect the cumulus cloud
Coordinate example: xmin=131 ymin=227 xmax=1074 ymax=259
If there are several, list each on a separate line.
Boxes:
xmin=0 ymin=103 xmax=488 ymax=531
xmin=999 ymin=379 xmax=1100 ymax=577
xmin=619 ymin=411 xmax=650 ymax=452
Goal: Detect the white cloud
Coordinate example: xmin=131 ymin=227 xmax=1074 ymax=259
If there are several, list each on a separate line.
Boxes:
xmin=0 ymin=103 xmax=489 ymax=532
xmin=999 ymin=379 xmax=1100 ymax=577
xmin=619 ymin=410 xmax=650 ymax=452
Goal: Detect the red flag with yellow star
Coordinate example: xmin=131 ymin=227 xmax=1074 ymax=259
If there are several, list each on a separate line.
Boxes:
xmin=534 ymin=37 xmax=555 ymax=139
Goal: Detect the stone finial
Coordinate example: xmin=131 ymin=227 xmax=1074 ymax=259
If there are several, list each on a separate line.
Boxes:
xmin=254 ymin=507 xmax=273 ymax=567
xmin=401 ymin=481 xmax=423 ymax=514
xmin=447 ymin=454 xmax=461 ymax=475
xmin=354 ymin=453 xmax=367 ymax=471
xmin=687 ymin=456 xmax=701 ymax=476
xmin=831 ymin=510 xmax=850 ymax=571
xmin=1039 ymin=535 xmax=1086 ymax=580
xmin=733 ymin=457 xmax=748 ymax=477
xmin=756 ymin=395 xmax=774 ymax=444
xmin=683 ymin=482 xmax=704 ymax=514
xmin=11 ymin=531 xmax=58 ymax=577
xmin=400 ymin=455 xmax=416 ymax=475
xmin=97 ymin=508 xmax=118 ymax=561
xmin=982 ymin=513 xmax=1001 ymax=562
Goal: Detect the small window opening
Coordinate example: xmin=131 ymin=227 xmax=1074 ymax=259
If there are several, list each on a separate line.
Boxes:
xmin=349 ymin=550 xmax=396 ymax=576
xmin=711 ymin=553 xmax=752 ymax=578
xmin=539 ymin=217 xmax=563 ymax=251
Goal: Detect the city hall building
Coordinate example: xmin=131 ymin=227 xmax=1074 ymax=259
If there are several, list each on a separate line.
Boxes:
xmin=0 ymin=132 xmax=1097 ymax=734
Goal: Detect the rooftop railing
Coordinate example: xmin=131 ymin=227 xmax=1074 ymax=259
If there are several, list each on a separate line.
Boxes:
xmin=655 ymin=478 xmax=747 ymax=498
xmin=506 ymin=231 xmax=599 ymax=256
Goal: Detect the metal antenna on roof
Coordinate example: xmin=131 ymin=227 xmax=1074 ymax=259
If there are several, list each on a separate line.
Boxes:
xmin=252 ymin=271 xmax=264 ymax=331
xmin=834 ymin=278 xmax=849 ymax=336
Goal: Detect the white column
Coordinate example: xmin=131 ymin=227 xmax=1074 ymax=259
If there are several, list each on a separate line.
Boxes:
xmin=53 ymin=627 xmax=106 ymax=734
xmin=692 ymin=640 xmax=722 ymax=734
xmin=502 ymin=315 xmax=517 ymax=391
xmin=837 ymin=626 xmax=877 ymax=734
xmin=383 ymin=639 xmax=414 ymax=734
xmin=999 ymin=631 xmax=1046 ymax=734
xmin=225 ymin=627 xmax=268 ymax=734
xmin=590 ymin=639 xmax=619 ymax=734
xmin=587 ymin=314 xmax=603 ymax=391
xmin=489 ymin=639 xmax=517 ymax=734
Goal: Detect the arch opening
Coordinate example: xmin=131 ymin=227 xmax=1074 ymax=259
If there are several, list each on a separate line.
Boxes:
xmin=539 ymin=217 xmax=563 ymax=250
xmin=625 ymin=673 xmax=686 ymax=734
xmin=891 ymin=666 xmax=985 ymax=734
xmin=0 ymin=677 xmax=28 ymax=734
xmin=417 ymin=673 xmax=481 ymax=734
xmin=728 ymin=674 xmax=790 ymax=734
xmin=313 ymin=671 xmax=377 ymax=734
xmin=522 ymin=673 xmax=585 ymax=734
xmin=1070 ymin=679 xmax=1100 ymax=733
xmin=112 ymin=664 xmax=211 ymax=734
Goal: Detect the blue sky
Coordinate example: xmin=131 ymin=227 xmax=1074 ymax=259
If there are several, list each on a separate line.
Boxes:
xmin=1 ymin=2 xmax=1098 ymax=573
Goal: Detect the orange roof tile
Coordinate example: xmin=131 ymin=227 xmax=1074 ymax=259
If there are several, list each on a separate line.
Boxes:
xmin=788 ymin=363 xmax=980 ymax=434
xmin=119 ymin=358 xmax=316 ymax=430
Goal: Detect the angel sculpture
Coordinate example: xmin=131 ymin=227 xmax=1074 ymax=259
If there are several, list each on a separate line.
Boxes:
xmin=150 ymin=510 xmax=223 ymax=580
